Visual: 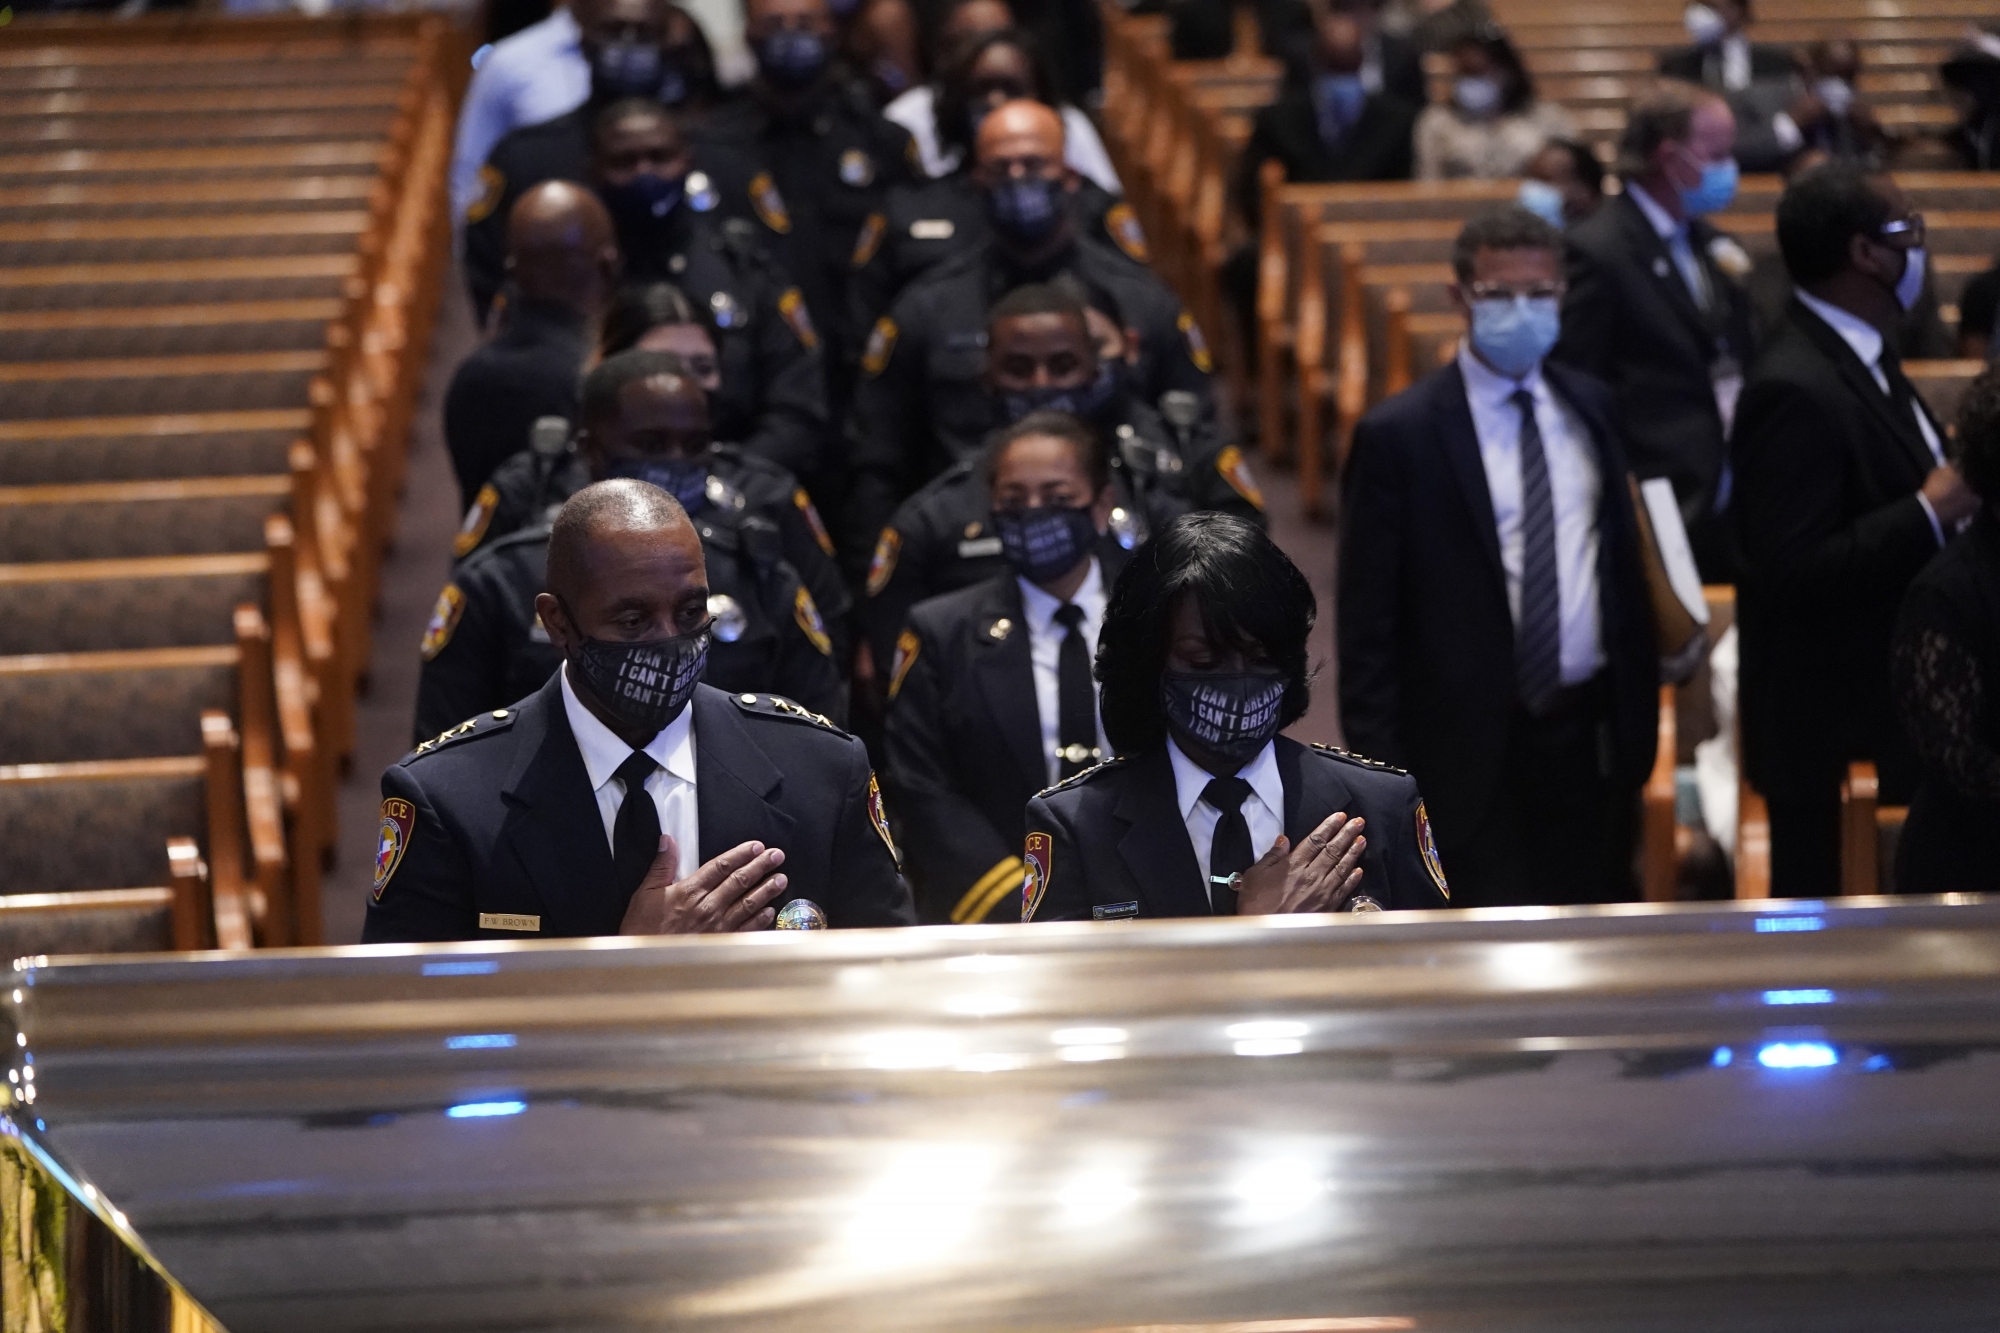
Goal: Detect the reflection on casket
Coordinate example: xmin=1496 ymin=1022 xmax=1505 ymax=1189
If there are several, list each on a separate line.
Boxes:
xmin=9 ymin=896 xmax=2000 ymax=1332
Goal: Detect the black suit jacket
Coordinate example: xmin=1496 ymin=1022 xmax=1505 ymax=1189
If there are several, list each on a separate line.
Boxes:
xmin=362 ymin=678 xmax=915 ymax=941
xmin=1732 ymin=299 xmax=1946 ymax=802
xmin=1023 ymin=739 xmax=1451 ymax=921
xmin=1338 ymin=359 xmax=1659 ymax=857
xmin=1553 ymin=190 xmax=1756 ymax=537
xmin=1234 ymin=88 xmax=1419 ymax=231
xmin=441 ymin=299 xmax=588 ymax=508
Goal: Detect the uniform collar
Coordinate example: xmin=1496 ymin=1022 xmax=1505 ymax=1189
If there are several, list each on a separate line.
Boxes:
xmin=1167 ymin=735 xmax=1284 ymax=824
xmin=560 ymin=662 xmax=697 ymax=794
xmin=1016 ymin=556 xmax=1106 ymax=636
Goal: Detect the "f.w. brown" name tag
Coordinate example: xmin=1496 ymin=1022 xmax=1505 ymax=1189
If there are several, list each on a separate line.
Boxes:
xmin=478 ymin=913 xmax=540 ymax=932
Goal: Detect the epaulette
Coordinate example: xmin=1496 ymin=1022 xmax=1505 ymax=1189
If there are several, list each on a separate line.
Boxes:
xmin=1309 ymin=742 xmax=1408 ymax=776
xmin=1035 ymin=755 xmax=1126 ymax=798
xmin=403 ymin=708 xmax=518 ymax=762
xmin=732 ymin=691 xmax=845 ymax=734
xmin=460 ymin=522 xmax=552 ymax=568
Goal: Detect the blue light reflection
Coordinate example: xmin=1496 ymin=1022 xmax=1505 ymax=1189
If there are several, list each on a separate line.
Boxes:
xmin=1757 ymin=1041 xmax=1838 ymax=1070
xmin=1755 ymin=915 xmax=1824 ymax=932
xmin=445 ymin=1033 xmax=517 ymax=1050
xmin=422 ymin=961 xmax=498 ymax=977
xmin=1762 ymin=988 xmax=1835 ymax=1005
xmin=445 ymin=1100 xmax=527 ymax=1119
xmin=1711 ymin=1046 xmax=1733 ymax=1068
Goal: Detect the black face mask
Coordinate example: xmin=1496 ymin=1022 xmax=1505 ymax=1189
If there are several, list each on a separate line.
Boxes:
xmin=563 ymin=607 xmax=711 ymax=738
xmin=1161 ymin=669 xmax=1287 ymax=768
xmin=592 ymin=39 xmax=665 ymax=100
xmin=993 ymin=504 xmax=1098 ymax=585
xmin=604 ymin=456 xmax=711 ymax=513
xmin=756 ymin=29 xmax=827 ymax=89
xmin=986 ymin=176 xmax=1065 ymax=247
xmin=597 ymin=172 xmax=686 ymax=230
xmin=998 ymin=361 xmax=1122 ymax=423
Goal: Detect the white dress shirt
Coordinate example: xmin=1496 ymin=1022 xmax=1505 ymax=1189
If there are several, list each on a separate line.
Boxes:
xmin=1168 ymin=737 xmax=1285 ymax=910
xmin=881 ymin=85 xmax=1124 ymax=193
xmin=450 ymin=8 xmax=591 ymax=223
xmin=1018 ymin=558 xmax=1111 ymax=786
xmin=1458 ymin=344 xmax=1606 ymax=685
xmin=1628 ymin=179 xmax=1714 ymax=311
xmin=560 ymin=663 xmax=701 ymax=870
xmin=1793 ymin=288 xmax=1949 ymax=545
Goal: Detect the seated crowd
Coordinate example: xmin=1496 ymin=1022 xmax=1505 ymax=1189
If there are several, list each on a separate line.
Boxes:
xmin=365 ymin=0 xmax=2000 ymax=944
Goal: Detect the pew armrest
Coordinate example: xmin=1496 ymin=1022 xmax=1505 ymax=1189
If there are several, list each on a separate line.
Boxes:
xmin=1641 ymin=685 xmax=1679 ymax=903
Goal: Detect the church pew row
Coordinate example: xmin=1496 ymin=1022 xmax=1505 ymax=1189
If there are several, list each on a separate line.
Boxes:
xmin=14 ymin=85 xmax=406 ymax=118
xmin=0 ymin=176 xmax=381 ymax=224
xmin=0 ymin=254 xmax=361 ymax=311
xmin=0 ymin=409 xmax=310 ymax=483
xmin=0 ymin=111 xmax=401 ymax=152
xmin=0 ymin=142 xmax=389 ymax=185
xmin=0 ymin=212 xmax=371 ymax=266
xmin=0 ymin=300 xmax=345 ymax=361
xmin=0 ymin=350 xmax=328 ymax=418
xmin=0 ymin=475 xmax=291 ymax=561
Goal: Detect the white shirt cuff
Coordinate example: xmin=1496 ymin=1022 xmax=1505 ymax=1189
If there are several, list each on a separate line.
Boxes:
xmin=1916 ymin=491 xmax=1946 ymax=547
xmin=1773 ymin=112 xmax=1805 ymax=154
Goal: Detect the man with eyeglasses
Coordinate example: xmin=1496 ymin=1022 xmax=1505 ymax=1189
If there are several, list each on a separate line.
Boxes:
xmin=1339 ymin=205 xmax=1660 ymax=908
xmin=1733 ymin=161 xmax=1981 ymax=898
xmin=367 ymin=467 xmax=915 ymax=943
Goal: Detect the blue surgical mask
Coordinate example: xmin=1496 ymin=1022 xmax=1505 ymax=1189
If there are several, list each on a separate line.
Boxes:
xmin=593 ymin=39 xmax=664 ymax=99
xmin=1895 ymin=245 xmax=1927 ymax=313
xmin=1453 ymin=75 xmax=1502 ymax=117
xmin=1517 ymin=178 xmax=1567 ymax=228
xmin=1816 ymin=76 xmax=1855 ymax=117
xmin=1312 ymin=72 xmax=1368 ymax=141
xmin=999 ymin=362 xmax=1122 ymax=423
xmin=606 ymin=456 xmax=711 ymax=513
xmin=1679 ymin=156 xmax=1738 ymax=216
xmin=757 ymin=29 xmax=827 ymax=89
xmin=986 ymin=175 xmax=1065 ymax=247
xmin=1683 ymin=2 xmax=1726 ymax=47
xmin=1469 ymin=295 xmax=1561 ymax=381
xmin=598 ymin=172 xmax=685 ymax=226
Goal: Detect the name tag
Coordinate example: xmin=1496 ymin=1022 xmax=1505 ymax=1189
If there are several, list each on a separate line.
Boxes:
xmin=910 ymin=218 xmax=955 ymax=240
xmin=957 ymin=536 xmax=1003 ymax=558
xmin=1092 ymin=901 xmax=1141 ymax=921
xmin=479 ymin=913 xmax=540 ymax=932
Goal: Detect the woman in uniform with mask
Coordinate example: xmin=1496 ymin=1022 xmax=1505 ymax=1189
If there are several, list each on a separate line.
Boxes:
xmin=1414 ymin=24 xmax=1575 ymax=181
xmin=1021 ymin=512 xmax=1454 ymax=922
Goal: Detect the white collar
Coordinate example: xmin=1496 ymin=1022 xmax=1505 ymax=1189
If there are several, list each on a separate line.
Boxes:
xmin=1017 ymin=556 xmax=1106 ymax=634
xmin=1794 ymin=288 xmax=1884 ymax=370
xmin=560 ymin=662 xmax=697 ymax=793
xmin=1456 ymin=338 xmax=1547 ymax=404
xmin=1627 ymin=179 xmax=1685 ymax=241
xmin=1168 ymin=735 xmax=1285 ymax=824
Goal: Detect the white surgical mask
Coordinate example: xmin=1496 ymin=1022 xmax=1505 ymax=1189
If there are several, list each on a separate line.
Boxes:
xmin=1453 ymin=75 xmax=1502 ymax=117
xmin=1683 ymin=2 xmax=1726 ymax=46
xmin=1895 ymin=246 xmax=1927 ymax=314
xmin=1816 ymin=76 xmax=1855 ymax=117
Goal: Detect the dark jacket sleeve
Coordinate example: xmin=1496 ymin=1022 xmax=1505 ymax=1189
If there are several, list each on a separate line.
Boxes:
xmin=742 ymin=270 xmax=835 ymax=482
xmin=770 ymin=488 xmax=854 ymax=655
xmin=841 ymin=305 xmax=930 ymax=579
xmin=462 ymin=173 xmax=515 ymax=324
xmin=1021 ymin=791 xmax=1088 ymax=922
xmin=1381 ymin=772 xmax=1451 ymax=910
xmin=881 ymin=619 xmax=1024 ymax=923
xmin=413 ymin=576 xmax=509 ymax=745
xmin=768 ymin=570 xmax=847 ymax=725
xmin=359 ymin=763 xmax=479 ymax=942
xmin=1336 ymin=411 xmax=1411 ymax=767
xmin=1554 ymin=231 xmax=1618 ymax=383
xmin=827 ymin=736 xmax=918 ymax=926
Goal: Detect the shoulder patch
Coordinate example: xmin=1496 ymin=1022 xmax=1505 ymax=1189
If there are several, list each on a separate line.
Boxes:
xmin=1035 ymin=754 xmax=1125 ymax=797
xmin=1308 ymin=742 xmax=1410 ymax=776
xmin=733 ymin=691 xmax=841 ymax=732
xmin=905 ymin=134 xmax=924 ymax=172
xmin=419 ymin=583 xmax=466 ymax=660
xmin=1178 ymin=310 xmax=1214 ymax=374
xmin=887 ymin=626 xmax=920 ymax=701
xmin=793 ymin=585 xmax=833 ymax=656
xmin=777 ymin=286 xmax=819 ymax=350
xmin=792 ymin=486 xmax=836 ymax=556
xmin=1215 ymin=444 xmax=1265 ymax=511
xmin=464 ymin=164 xmax=505 ymax=224
xmin=1021 ymin=831 xmax=1053 ymax=921
xmin=850 ymin=211 xmax=887 ymax=268
xmin=1104 ymin=201 xmax=1149 ymax=264
xmin=373 ymin=797 xmax=415 ymax=900
xmin=452 ymin=483 xmax=499 ymax=558
xmin=861 ymin=315 xmax=898 ymax=377
xmin=866 ymin=770 xmax=899 ymax=862
xmin=1416 ymin=798 xmax=1449 ymax=900
xmin=749 ymin=171 xmax=791 ymax=233
xmin=865 ymin=526 xmax=901 ymax=595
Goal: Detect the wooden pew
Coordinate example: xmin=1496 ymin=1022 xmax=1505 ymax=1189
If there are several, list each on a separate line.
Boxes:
xmin=1840 ymin=761 xmax=1909 ymax=897
xmin=0 ymin=212 xmax=371 ymax=266
xmin=0 ymin=409 xmax=311 ymax=483
xmin=0 ymin=177 xmax=380 ymax=223
xmin=0 ymin=299 xmax=345 ymax=361
xmin=0 ymin=475 xmax=291 ymax=561
xmin=0 ymin=254 xmax=361 ymax=312
xmin=0 ymin=350 xmax=328 ymax=417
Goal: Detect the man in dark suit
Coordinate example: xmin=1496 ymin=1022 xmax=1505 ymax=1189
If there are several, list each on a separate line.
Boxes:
xmin=444 ymin=182 xmax=618 ymax=508
xmin=883 ymin=412 xmax=1123 ymax=924
xmin=364 ymin=479 xmax=914 ymax=942
xmin=1341 ymin=206 xmax=1658 ymax=908
xmin=1554 ymin=81 xmax=1756 ymax=581
xmin=1658 ymin=0 xmax=1806 ymax=174
xmin=1732 ymin=161 xmax=1979 ymax=897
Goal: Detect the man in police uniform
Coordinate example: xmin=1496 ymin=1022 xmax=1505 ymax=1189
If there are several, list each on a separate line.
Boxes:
xmin=444 ymin=181 xmax=618 ymax=507
xmin=366 ymin=480 xmax=914 ymax=942
xmin=463 ymin=0 xmax=776 ymax=322
xmin=700 ymin=0 xmax=917 ymax=395
xmin=841 ymin=99 xmax=1219 ymax=577
xmin=415 ymin=352 xmax=843 ymax=741
xmin=858 ymin=281 xmax=1258 ymax=684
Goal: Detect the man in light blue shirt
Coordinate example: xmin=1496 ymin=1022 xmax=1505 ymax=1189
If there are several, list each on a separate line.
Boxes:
xmin=452 ymin=4 xmax=594 ymax=223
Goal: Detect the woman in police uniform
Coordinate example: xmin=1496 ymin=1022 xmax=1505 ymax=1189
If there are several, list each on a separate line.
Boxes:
xmin=1022 ymin=512 xmax=1453 ymax=922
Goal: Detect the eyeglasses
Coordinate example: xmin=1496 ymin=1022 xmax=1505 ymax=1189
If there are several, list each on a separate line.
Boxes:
xmin=1879 ymin=213 xmax=1926 ymax=245
xmin=1465 ymin=282 xmax=1565 ymax=302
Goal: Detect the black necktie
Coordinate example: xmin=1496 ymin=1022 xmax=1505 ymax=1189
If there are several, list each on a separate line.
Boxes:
xmin=1052 ymin=603 xmax=1098 ymax=779
xmin=1878 ymin=346 xmax=1927 ymax=442
xmin=1512 ymin=388 xmax=1563 ymax=716
xmin=611 ymin=751 xmax=661 ymax=904
xmin=1203 ymin=776 xmax=1254 ymax=916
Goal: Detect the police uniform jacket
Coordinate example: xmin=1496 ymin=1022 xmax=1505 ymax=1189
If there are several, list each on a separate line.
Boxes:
xmin=455 ymin=441 xmax=852 ymax=659
xmin=842 ymin=238 xmax=1219 ymax=571
xmin=848 ymin=173 xmax=1149 ymax=337
xmin=363 ymin=677 xmax=916 ymax=942
xmin=413 ymin=507 xmax=844 ymax=743
xmin=1021 ymin=739 xmax=1452 ymax=922
xmin=462 ymin=104 xmax=777 ymax=321
xmin=882 ymin=567 xmax=1122 ymax=924
xmin=441 ymin=297 xmax=589 ymax=508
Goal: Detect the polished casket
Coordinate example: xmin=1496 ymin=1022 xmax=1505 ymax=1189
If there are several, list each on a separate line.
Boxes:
xmin=7 ymin=897 xmax=2000 ymax=1331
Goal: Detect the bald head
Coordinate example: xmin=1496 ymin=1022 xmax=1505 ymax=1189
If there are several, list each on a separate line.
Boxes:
xmin=975 ymin=98 xmax=1065 ymax=167
xmin=506 ymin=180 xmax=620 ymax=311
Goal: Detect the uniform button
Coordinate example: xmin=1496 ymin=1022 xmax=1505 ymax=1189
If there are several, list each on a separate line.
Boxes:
xmin=491 ymin=710 xmax=509 ymax=719
xmin=741 ymin=693 xmax=759 ymax=704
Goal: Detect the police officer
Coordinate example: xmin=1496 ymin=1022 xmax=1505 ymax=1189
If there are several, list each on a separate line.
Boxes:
xmin=857 ymin=281 xmax=1252 ymax=684
xmin=847 ymin=28 xmax=1148 ymax=333
xmin=702 ymin=0 xmax=917 ymax=391
xmin=416 ymin=351 xmax=844 ymax=742
xmin=843 ymin=99 xmax=1218 ymax=573
xmin=367 ymin=478 xmax=914 ymax=943
xmin=463 ymin=0 xmax=767 ymax=322
xmin=1022 ymin=512 xmax=1453 ymax=922
xmin=443 ymin=181 xmax=618 ymax=507
xmin=883 ymin=413 xmax=1122 ymax=923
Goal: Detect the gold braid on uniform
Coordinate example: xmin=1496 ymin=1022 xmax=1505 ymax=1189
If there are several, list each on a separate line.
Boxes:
xmin=1308 ymin=742 xmax=1409 ymax=775
xmin=1034 ymin=755 xmax=1126 ymax=798
xmin=951 ymin=856 xmax=1024 ymax=924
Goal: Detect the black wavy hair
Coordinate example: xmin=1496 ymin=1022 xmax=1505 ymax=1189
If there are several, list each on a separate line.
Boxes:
xmin=1095 ymin=512 xmax=1317 ymax=754
xmin=936 ymin=27 xmax=1060 ymax=164
xmin=1956 ymin=364 xmax=2000 ymax=502
xmin=1454 ymin=25 xmax=1537 ymax=116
